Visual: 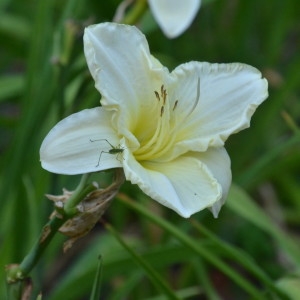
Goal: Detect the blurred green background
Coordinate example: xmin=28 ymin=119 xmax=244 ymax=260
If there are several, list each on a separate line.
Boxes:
xmin=1 ymin=0 xmax=300 ymax=299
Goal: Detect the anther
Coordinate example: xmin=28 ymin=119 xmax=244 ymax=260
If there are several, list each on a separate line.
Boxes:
xmin=173 ymin=100 xmax=178 ymax=111
xmin=155 ymin=91 xmax=160 ymax=101
xmin=160 ymin=106 xmax=164 ymax=117
xmin=160 ymin=85 xmax=164 ymax=96
xmin=163 ymin=90 xmax=167 ymax=105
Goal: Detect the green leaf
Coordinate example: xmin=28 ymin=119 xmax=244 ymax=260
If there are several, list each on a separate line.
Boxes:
xmin=227 ymin=184 xmax=300 ymax=266
xmin=117 ymin=195 xmax=266 ymax=299
xmin=89 ymin=256 xmax=103 ymax=300
xmin=277 ymin=274 xmax=300 ymax=300
xmin=191 ymin=219 xmax=289 ymax=299
xmin=105 ymin=222 xmax=181 ymax=300
xmin=0 ymin=75 xmax=24 ymax=101
xmin=0 ymin=14 xmax=30 ymax=40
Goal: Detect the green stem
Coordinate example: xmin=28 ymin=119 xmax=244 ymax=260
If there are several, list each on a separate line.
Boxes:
xmin=19 ymin=216 xmax=66 ymax=277
xmin=6 ymin=174 xmax=95 ymax=286
xmin=122 ymin=0 xmax=148 ymax=25
xmin=64 ymin=173 xmax=91 ymax=212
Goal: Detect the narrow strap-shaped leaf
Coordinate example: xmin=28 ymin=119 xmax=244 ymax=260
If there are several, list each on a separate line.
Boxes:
xmin=105 ymin=222 xmax=181 ymax=300
xmin=89 ymin=256 xmax=103 ymax=300
xmin=117 ymin=194 xmax=266 ymax=299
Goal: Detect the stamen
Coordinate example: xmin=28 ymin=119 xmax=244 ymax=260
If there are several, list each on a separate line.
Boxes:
xmin=135 ymin=84 xmax=174 ymax=161
xmin=137 ymin=79 xmax=202 ymax=161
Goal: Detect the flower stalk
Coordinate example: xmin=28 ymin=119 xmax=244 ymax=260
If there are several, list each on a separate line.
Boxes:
xmin=6 ymin=175 xmax=92 ymax=282
xmin=5 ymin=170 xmax=125 ymax=299
xmin=122 ymin=0 xmax=148 ymax=25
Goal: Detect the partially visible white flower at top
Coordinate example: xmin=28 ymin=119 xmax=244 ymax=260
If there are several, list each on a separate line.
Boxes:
xmin=40 ymin=22 xmax=268 ymax=218
xmin=148 ymin=0 xmax=201 ymax=38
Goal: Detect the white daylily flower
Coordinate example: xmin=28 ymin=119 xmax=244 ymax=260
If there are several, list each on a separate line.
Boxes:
xmin=148 ymin=0 xmax=201 ymax=38
xmin=40 ymin=22 xmax=268 ymax=218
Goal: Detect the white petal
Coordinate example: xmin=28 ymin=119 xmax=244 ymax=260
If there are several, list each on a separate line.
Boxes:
xmin=123 ymin=150 xmax=223 ymax=218
xmin=189 ymin=147 xmax=232 ymax=217
xmin=148 ymin=0 xmax=201 ymax=38
xmin=169 ymin=62 xmax=268 ymax=153
xmin=40 ymin=107 xmax=122 ymax=175
xmin=84 ymin=22 xmax=168 ymax=140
